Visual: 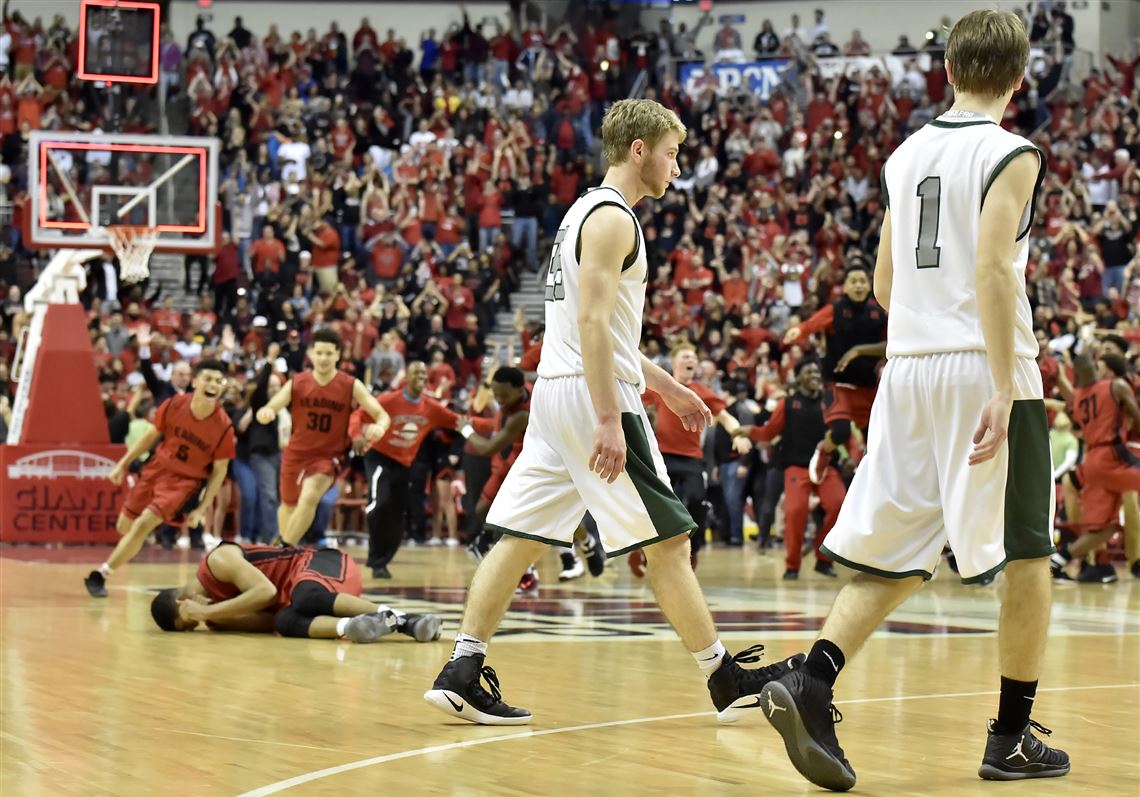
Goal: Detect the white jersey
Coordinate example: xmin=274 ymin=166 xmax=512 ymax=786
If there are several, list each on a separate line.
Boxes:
xmin=537 ymin=185 xmax=649 ymax=390
xmin=882 ymin=111 xmax=1045 ymax=362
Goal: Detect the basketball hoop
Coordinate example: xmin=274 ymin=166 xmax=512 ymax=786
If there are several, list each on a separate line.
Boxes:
xmin=106 ymin=225 xmax=158 ymax=284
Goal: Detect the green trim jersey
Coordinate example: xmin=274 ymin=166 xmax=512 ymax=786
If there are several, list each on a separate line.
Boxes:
xmin=881 ymin=111 xmax=1046 ymax=360
xmin=538 ymin=185 xmax=649 ymax=391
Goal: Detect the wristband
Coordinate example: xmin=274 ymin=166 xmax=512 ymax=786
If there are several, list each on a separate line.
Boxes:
xmin=460 ymin=424 xmax=475 ymax=439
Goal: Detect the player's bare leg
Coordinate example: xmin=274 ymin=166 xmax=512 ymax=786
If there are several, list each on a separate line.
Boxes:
xmin=459 ymin=535 xmax=546 ymax=639
xmin=85 ymin=509 xmax=167 ymax=597
xmin=998 ymin=559 xmax=1051 ymax=681
xmin=1121 ymin=492 xmax=1139 ymax=576
xmin=1066 ymin=527 xmax=1116 ymax=561
xmin=817 ymin=573 xmax=924 ymax=655
xmin=642 ymin=532 xmax=715 ymax=649
xmin=279 ymin=473 xmax=333 ymax=545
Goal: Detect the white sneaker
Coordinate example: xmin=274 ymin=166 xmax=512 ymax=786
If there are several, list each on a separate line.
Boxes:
xmin=426 ymin=538 xmax=443 ymax=547
xmin=445 ymin=538 xmax=460 ymax=548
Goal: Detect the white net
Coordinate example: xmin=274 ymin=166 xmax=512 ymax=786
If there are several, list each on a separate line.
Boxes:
xmin=106 ymin=226 xmax=159 ymax=284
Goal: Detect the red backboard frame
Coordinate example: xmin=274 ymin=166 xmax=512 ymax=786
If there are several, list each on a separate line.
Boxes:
xmin=77 ymin=0 xmax=161 ymax=85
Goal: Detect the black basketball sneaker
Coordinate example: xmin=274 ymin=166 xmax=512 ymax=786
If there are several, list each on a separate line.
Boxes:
xmin=977 ymin=719 xmax=1070 ymax=780
xmin=581 ymin=526 xmax=606 ymax=576
xmin=424 ymin=654 xmax=532 ymax=725
xmin=708 ymin=644 xmax=808 ymax=723
xmin=84 ymin=570 xmax=108 ymax=598
xmin=759 ymin=670 xmax=857 ymax=792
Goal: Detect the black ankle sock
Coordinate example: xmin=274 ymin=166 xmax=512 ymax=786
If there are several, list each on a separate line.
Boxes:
xmin=804 ymin=639 xmax=845 ymax=687
xmin=994 ymin=676 xmax=1037 ymax=735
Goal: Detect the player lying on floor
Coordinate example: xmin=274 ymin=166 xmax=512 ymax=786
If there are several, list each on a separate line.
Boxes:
xmin=148 ymin=542 xmax=442 ymax=642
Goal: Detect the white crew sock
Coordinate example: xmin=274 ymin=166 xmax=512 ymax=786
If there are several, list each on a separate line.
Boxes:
xmin=336 ymin=617 xmax=352 ymax=637
xmin=450 ymin=633 xmax=488 ymax=661
xmin=98 ymin=563 xmax=113 ymax=577
xmin=693 ymin=640 xmax=727 ymax=677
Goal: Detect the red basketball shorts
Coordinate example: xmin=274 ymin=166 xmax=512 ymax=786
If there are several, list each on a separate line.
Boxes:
xmin=279 ymin=451 xmax=340 ymax=505
xmin=823 ymin=383 xmax=876 ymax=429
xmin=121 ymin=465 xmax=204 ymax=523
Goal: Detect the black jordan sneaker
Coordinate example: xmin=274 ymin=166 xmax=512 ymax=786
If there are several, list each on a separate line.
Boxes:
xmin=814 ymin=560 xmax=838 ymax=578
xmin=977 ymin=719 xmax=1070 ymax=780
xmin=424 ymin=654 xmax=532 ymax=725
xmin=402 ymin=613 xmax=443 ymax=642
xmin=759 ymin=670 xmax=857 ymax=792
xmin=708 ymin=644 xmax=808 ymax=723
xmin=84 ymin=570 xmax=108 ymax=598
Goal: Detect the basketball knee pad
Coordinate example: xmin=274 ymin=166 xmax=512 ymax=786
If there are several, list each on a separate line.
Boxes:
xmin=829 ymin=420 xmax=852 ymax=448
xmin=274 ymin=607 xmax=316 ymax=638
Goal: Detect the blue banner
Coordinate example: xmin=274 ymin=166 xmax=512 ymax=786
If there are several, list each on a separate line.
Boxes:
xmin=678 ymin=59 xmax=790 ymax=100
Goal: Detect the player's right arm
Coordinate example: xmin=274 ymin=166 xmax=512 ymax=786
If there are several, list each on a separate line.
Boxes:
xmin=970 ymin=150 xmax=1041 ymax=465
xmin=733 ymin=399 xmax=786 ymax=444
xmin=579 ymin=205 xmax=636 ymax=484
xmin=255 ymin=378 xmax=292 ymax=425
xmin=872 ymin=211 xmax=893 ymax=312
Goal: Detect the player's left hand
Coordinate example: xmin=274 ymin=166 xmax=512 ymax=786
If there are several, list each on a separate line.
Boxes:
xmin=662 ymin=384 xmax=713 ymax=433
xmin=732 ymin=435 xmax=753 ymax=455
xmin=835 ymin=345 xmax=862 ymax=373
xmin=364 ymin=422 xmax=386 ymax=442
xmin=185 ymin=510 xmax=205 ymax=530
xmin=969 ymin=392 xmax=1013 ymax=466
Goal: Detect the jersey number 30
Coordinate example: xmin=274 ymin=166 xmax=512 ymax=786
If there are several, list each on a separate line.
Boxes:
xmin=544 ymin=227 xmax=567 ymax=301
xmin=915 ymin=176 xmax=941 ymax=269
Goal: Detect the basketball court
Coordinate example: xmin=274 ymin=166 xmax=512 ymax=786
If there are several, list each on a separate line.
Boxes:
xmin=1 ymin=545 xmax=1136 ymax=795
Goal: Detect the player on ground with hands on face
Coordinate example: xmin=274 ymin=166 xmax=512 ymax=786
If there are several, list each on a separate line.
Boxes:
xmin=149 ymin=541 xmax=442 ymax=643
xmin=86 ymin=360 xmax=235 ymax=597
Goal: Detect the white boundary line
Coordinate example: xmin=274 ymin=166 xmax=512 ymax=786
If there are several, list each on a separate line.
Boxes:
xmin=236 ymin=682 xmax=1139 ymax=796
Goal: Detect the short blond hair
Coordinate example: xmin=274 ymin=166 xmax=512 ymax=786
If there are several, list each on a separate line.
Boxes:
xmin=946 ymin=10 xmax=1029 ymax=97
xmin=601 ymin=99 xmax=687 ymax=168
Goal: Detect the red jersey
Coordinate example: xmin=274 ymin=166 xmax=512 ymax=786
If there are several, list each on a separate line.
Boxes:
xmin=288 ymin=371 xmax=356 ymax=458
xmin=1072 ymin=380 xmax=1123 ymax=448
xmin=472 ymin=388 xmax=531 ymax=474
xmin=644 ymin=381 xmax=726 ymax=459
xmin=197 ymin=544 xmax=318 ymax=610
xmin=150 ymin=394 xmax=236 ymax=478
xmin=348 ymin=390 xmax=458 ymax=467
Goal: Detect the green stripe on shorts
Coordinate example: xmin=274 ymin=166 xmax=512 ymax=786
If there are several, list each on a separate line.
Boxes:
xmin=612 ymin=412 xmax=696 ymax=558
xmin=1004 ymin=399 xmax=1056 ymax=562
xmin=487 ymin=523 xmax=573 ymax=548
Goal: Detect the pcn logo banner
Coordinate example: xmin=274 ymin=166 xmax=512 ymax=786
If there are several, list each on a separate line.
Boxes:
xmin=1 ymin=444 xmax=127 ymax=542
xmin=678 ymin=59 xmax=791 ymax=100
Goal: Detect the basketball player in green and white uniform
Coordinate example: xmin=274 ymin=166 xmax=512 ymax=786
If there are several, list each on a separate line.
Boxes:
xmin=423 ymin=99 xmax=804 ymax=726
xmin=757 ymin=12 xmax=1069 ymax=791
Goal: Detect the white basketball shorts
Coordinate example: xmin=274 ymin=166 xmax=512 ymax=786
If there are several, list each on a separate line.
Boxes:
xmin=822 ymin=352 xmax=1055 ymax=583
xmin=485 ymin=375 xmax=695 ymax=557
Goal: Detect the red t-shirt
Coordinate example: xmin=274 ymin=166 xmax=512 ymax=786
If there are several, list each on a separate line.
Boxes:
xmin=151 ymin=394 xmax=236 ymax=478
xmin=348 ymin=390 xmax=458 ymax=467
xmin=644 ymin=381 xmax=726 ymax=459
xmin=250 ymin=238 xmax=286 ymax=274
xmin=287 ymin=371 xmax=356 ymax=458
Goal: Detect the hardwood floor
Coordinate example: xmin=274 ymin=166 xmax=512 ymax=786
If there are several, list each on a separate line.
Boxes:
xmin=2 ymin=543 xmax=1136 ymax=796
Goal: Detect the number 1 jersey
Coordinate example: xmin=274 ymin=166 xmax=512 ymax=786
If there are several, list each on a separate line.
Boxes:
xmin=152 ymin=393 xmax=236 ymax=478
xmin=288 ymin=370 xmax=355 ymax=459
xmin=881 ymin=111 xmax=1045 ymax=360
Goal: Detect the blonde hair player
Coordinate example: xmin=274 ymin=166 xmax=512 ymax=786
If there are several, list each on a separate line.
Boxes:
xmin=423 ymin=99 xmax=804 ymax=725
xmin=757 ymin=11 xmax=1069 ymax=790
